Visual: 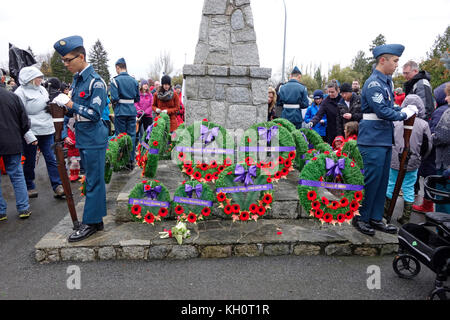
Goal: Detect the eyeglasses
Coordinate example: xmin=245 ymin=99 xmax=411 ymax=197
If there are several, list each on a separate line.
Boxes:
xmin=61 ymin=54 xmax=80 ymax=64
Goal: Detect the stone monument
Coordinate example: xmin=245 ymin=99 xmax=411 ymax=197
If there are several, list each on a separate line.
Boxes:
xmin=183 ymin=0 xmax=272 ymax=130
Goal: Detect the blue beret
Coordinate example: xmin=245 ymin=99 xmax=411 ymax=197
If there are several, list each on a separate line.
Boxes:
xmin=54 ymin=35 xmax=83 ymax=56
xmin=373 ymin=44 xmax=405 ymax=59
xmin=115 ymin=58 xmax=126 ymax=65
xmin=291 ymin=66 xmax=302 ymax=75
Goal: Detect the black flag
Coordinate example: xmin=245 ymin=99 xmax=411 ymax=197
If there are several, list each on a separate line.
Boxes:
xmin=9 ymin=43 xmax=37 ymax=83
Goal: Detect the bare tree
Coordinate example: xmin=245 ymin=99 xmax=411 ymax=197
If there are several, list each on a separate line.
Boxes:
xmin=147 ymin=50 xmax=174 ymax=81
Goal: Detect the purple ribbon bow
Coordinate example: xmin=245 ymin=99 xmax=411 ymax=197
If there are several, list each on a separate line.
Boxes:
xmin=185 ymin=184 xmax=203 ymax=198
xmin=257 ymin=126 xmax=278 ymax=143
xmin=146 ymin=123 xmax=154 ymax=140
xmin=326 ymin=158 xmax=345 ymax=178
xmin=144 ymin=185 xmax=162 ymax=200
xmin=234 ymin=164 xmax=257 ymax=187
xmin=200 ymin=125 xmax=219 ymax=145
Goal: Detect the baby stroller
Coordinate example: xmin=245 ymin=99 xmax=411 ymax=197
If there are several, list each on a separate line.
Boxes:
xmin=393 ymin=175 xmax=450 ymax=300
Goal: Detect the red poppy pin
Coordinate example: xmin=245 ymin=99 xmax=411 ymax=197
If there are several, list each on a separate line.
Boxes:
xmin=79 ymin=91 xmax=86 ymax=98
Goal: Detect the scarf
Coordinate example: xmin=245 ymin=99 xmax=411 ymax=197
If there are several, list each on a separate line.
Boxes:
xmin=157 ymin=88 xmax=174 ymax=102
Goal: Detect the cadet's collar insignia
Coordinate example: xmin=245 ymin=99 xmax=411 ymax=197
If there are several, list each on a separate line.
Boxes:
xmin=59 ymin=40 xmax=66 ymax=46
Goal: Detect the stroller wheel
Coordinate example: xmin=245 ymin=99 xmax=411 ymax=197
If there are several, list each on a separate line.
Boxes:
xmin=393 ymin=254 xmax=421 ymax=279
xmin=428 ymin=288 xmax=449 ymax=300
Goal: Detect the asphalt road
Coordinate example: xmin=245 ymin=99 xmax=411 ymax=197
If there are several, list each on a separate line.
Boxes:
xmin=0 ymin=158 xmax=442 ymax=301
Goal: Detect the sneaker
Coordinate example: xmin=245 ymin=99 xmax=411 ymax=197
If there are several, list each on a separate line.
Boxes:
xmin=28 ymin=189 xmax=38 ymax=198
xmin=18 ymin=209 xmax=32 ymax=219
xmin=0 ymin=214 xmax=7 ymax=222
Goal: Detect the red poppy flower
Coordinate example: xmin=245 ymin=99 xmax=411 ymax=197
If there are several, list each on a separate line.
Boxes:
xmin=201 ymin=207 xmax=211 ymax=217
xmin=144 ymin=212 xmax=155 ymax=224
xmin=247 ymin=138 xmax=252 ymax=143
xmin=321 ymin=197 xmax=329 ymax=205
xmin=185 ymin=167 xmax=194 ymax=175
xmin=218 ymin=165 xmax=225 ymax=173
xmin=249 ymin=203 xmax=258 ymax=213
xmin=337 ymin=214 xmax=346 ymax=223
xmin=153 ymin=141 xmax=159 ymax=147
xmin=193 ymin=171 xmax=202 ymax=180
xmin=354 ymin=191 xmax=363 ymax=202
xmin=158 ymin=207 xmax=168 ymax=217
xmin=187 ymin=213 xmax=197 ymax=223
xmin=350 ymin=161 xmax=355 ymax=168
xmin=212 ymin=172 xmax=220 ymax=180
xmin=141 ymin=180 xmax=147 ymax=184
xmin=154 ymin=180 xmax=160 ymax=183
xmin=349 ymin=200 xmax=359 ymax=212
xmin=200 ymin=163 xmax=209 ymax=171
xmin=314 ymin=209 xmax=324 ymax=219
xmin=336 ymin=151 xmax=342 ymax=157
xmin=131 ymin=204 xmax=141 ymax=215
xmin=307 ymin=150 xmax=314 ymax=154
xmin=79 ymin=91 xmax=85 ymax=98
xmin=343 ymin=152 xmax=348 ymax=157
xmin=217 ymin=192 xmax=226 ymax=202
xmin=345 ymin=211 xmax=354 ymax=220
xmin=274 ymin=171 xmax=282 ymax=179
xmin=240 ymin=211 xmax=250 ymax=221
xmin=284 ymin=159 xmax=292 ymax=168
xmin=323 ymin=213 xmax=333 ymax=223
xmin=324 ymin=151 xmax=330 ymax=155
xmin=224 ymin=205 xmax=233 ymax=215
xmin=331 ymin=201 xmax=339 ymax=210
xmin=288 ymin=151 xmax=296 ymax=160
xmin=210 ymin=160 xmax=218 ymax=168
xmin=153 ymin=122 xmax=158 ymax=127
xmin=205 ymin=173 xmax=213 ymax=182
xmin=203 ymin=118 xmax=208 ymax=122
xmin=278 ymin=156 xmax=285 ymax=164
xmin=281 ymin=168 xmax=289 ymax=176
xmin=257 ymin=206 xmax=266 ymax=216
xmin=263 ymin=194 xmax=273 ymax=205
xmin=266 ymin=177 xmax=272 ymax=183
xmin=312 ymin=201 xmax=321 ymax=210
xmin=245 ymin=157 xmax=254 ymax=166
xmin=175 ymin=205 xmax=184 ymax=215
xmin=311 ymin=157 xmax=317 ymax=161
xmin=178 ymin=152 xmax=185 ymax=161
xmin=144 ymin=184 xmax=151 ymax=191
xmin=183 ymin=160 xmax=192 ymax=168
xmin=340 ymin=197 xmax=349 ymax=207
xmin=225 ymin=158 xmax=232 ymax=166
xmin=232 ymin=204 xmax=240 ymax=213
xmin=307 ymin=190 xmax=317 ymax=201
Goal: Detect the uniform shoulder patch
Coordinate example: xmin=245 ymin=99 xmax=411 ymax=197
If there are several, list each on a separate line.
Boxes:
xmin=93 ymin=81 xmax=105 ymax=89
xmin=93 ymin=96 xmax=102 ymax=106
xmin=368 ymin=81 xmax=381 ymax=89
xmin=372 ymin=93 xmax=384 ymax=104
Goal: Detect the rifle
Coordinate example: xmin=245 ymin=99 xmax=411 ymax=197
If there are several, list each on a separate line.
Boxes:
xmin=385 ymin=114 xmax=416 ymax=223
xmin=49 ymin=103 xmax=80 ymax=230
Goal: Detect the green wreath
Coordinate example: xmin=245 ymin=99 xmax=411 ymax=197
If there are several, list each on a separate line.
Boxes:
xmin=271 ymin=118 xmax=297 ymax=133
xmin=299 ymin=128 xmax=324 ymax=149
xmin=104 ymin=148 xmax=113 ymax=184
xmin=298 ymin=153 xmax=365 ymax=225
xmin=172 ymin=180 xmax=215 ymax=224
xmin=292 ymin=129 xmax=309 ymax=169
xmin=174 ymin=119 xmax=235 ymax=183
xmin=128 ymin=179 xmax=171 ymax=225
xmin=340 ymin=140 xmax=363 ymax=172
xmin=136 ymin=113 xmax=170 ymax=178
xmin=108 ymin=133 xmax=132 ymax=171
xmin=238 ymin=121 xmax=296 ymax=181
xmin=298 ymin=144 xmax=336 ymax=172
xmin=215 ymin=163 xmax=274 ymax=222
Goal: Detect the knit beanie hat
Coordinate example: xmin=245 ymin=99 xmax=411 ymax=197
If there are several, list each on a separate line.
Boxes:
xmin=161 ymin=75 xmax=171 ymax=86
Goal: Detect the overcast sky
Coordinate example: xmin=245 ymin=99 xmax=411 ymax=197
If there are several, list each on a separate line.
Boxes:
xmin=1 ymin=0 xmax=449 ymax=81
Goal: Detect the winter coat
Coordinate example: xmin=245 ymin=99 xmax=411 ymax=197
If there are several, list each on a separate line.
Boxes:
xmin=390 ymin=94 xmax=432 ymax=171
xmin=404 ymin=71 xmax=434 ymax=120
xmin=432 ymin=98 xmax=450 ymax=170
xmin=304 ymin=102 xmax=326 ymax=137
xmin=152 ymin=89 xmax=180 ymax=132
xmin=135 ymin=92 xmax=153 ymax=118
xmin=310 ymin=94 xmax=341 ymax=145
xmin=0 ymin=87 xmax=31 ymax=155
xmin=277 ymin=79 xmax=309 ymax=125
xmin=394 ymin=92 xmax=405 ymax=106
xmin=336 ymin=93 xmax=362 ymax=136
xmin=14 ymin=67 xmax=54 ymax=136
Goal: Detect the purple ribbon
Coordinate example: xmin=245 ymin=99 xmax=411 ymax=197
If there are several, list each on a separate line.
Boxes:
xmin=239 ymin=146 xmax=296 ymax=152
xmin=301 ymin=151 xmax=319 ymax=160
xmin=234 ymin=164 xmax=257 ymax=187
xmin=300 ymin=132 xmax=313 ymax=149
xmin=298 ymin=179 xmax=364 ymax=191
xmin=258 ymin=126 xmax=278 ymax=143
xmin=128 ymin=198 xmax=169 ymax=208
xmin=146 ymin=123 xmax=154 ymax=140
xmin=144 ymin=185 xmax=162 ymax=200
xmin=326 ymin=158 xmax=345 ymax=178
xmin=200 ymin=125 xmax=219 ymax=145
xmin=176 ymin=146 xmax=234 ymax=154
xmin=173 ymin=196 xmax=213 ymax=207
xmin=140 ymin=142 xmax=159 ymax=154
xmin=185 ymin=184 xmax=203 ymax=198
xmin=216 ymin=184 xmax=273 ymax=194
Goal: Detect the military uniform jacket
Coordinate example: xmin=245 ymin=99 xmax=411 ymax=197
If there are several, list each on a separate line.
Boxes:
xmin=68 ymin=65 xmax=108 ymax=149
xmin=358 ymin=69 xmax=407 ymax=147
xmin=110 ymin=72 xmax=140 ymax=116
xmin=277 ymin=79 xmax=309 ymax=124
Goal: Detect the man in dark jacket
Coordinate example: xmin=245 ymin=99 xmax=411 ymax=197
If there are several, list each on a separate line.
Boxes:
xmin=336 ymin=82 xmax=362 ymax=136
xmin=403 ymin=60 xmax=434 ymax=120
xmin=0 ymin=87 xmax=36 ymax=221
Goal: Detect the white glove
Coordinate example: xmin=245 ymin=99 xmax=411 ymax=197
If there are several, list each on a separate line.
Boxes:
xmin=402 ymin=105 xmax=418 ymax=120
xmin=52 ymin=93 xmax=70 ymax=107
xmin=161 ymin=109 xmax=168 ymax=114
xmin=305 ymin=122 xmax=314 ymax=129
xmin=156 ymin=108 xmax=161 ymax=113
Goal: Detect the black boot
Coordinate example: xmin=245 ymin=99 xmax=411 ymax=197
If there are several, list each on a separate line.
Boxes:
xmin=352 ymin=217 xmax=375 ymax=236
xmin=370 ymin=219 xmax=398 ymax=234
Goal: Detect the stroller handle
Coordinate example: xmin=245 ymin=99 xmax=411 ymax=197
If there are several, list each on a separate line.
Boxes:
xmin=424 ymin=175 xmax=450 ymax=204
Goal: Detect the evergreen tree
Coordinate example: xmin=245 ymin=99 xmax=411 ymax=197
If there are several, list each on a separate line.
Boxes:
xmin=50 ymin=50 xmax=73 ymax=83
xmin=314 ymin=66 xmax=323 ymax=89
xmin=420 ymin=26 xmax=450 ymax=88
xmin=88 ymin=39 xmax=110 ymax=82
xmin=369 ymin=34 xmax=386 ymax=53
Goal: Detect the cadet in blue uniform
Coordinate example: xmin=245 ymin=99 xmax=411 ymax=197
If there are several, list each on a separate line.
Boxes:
xmin=110 ymin=58 xmax=140 ymax=169
xmin=354 ymin=44 xmax=418 ymax=236
xmin=53 ymin=36 xmax=109 ymax=242
xmin=277 ymin=67 xmax=309 ymax=129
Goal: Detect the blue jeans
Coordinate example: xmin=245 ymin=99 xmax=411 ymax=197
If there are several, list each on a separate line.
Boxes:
xmin=22 ymin=134 xmax=62 ymax=191
xmin=114 ymin=116 xmax=136 ymax=164
xmin=386 ymin=169 xmax=418 ymax=203
xmin=0 ymin=154 xmax=29 ymax=214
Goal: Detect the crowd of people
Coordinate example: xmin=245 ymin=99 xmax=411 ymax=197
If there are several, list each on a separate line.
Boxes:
xmin=0 ymin=37 xmax=449 ymax=242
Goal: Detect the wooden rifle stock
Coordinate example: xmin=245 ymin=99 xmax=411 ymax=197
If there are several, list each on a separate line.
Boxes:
xmin=49 ymin=103 xmax=80 ymax=230
xmin=385 ymin=114 xmax=416 ymax=223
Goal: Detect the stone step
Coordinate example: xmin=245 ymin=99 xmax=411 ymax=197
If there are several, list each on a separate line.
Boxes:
xmin=115 ymin=160 xmax=307 ymax=223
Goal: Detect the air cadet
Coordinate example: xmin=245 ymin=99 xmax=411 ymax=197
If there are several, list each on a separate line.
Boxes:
xmin=52 ymin=35 xmax=109 ymax=242
xmin=354 ymin=44 xmax=418 ymax=236
xmin=110 ymin=58 xmax=140 ymax=169
xmin=277 ymin=66 xmax=310 ymax=129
